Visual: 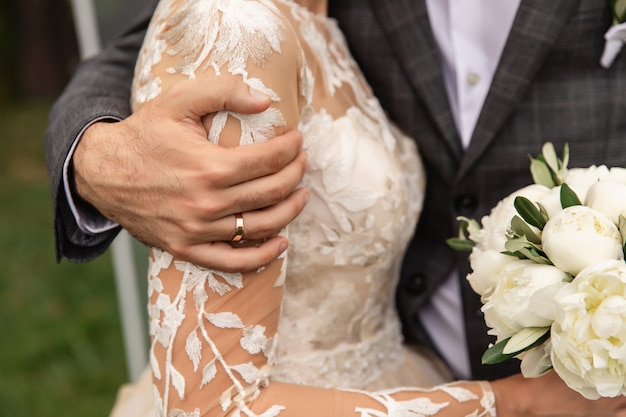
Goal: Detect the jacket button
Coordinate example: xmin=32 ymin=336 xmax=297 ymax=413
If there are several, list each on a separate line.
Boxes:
xmin=405 ymin=274 xmax=426 ymax=295
xmin=454 ymin=194 xmax=478 ymax=215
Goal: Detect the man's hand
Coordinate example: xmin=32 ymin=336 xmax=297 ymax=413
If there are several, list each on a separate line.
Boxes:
xmin=492 ymin=371 xmax=626 ymax=417
xmin=73 ymin=77 xmax=308 ymax=272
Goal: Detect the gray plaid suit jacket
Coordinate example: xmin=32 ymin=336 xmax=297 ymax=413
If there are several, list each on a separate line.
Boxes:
xmin=45 ymin=0 xmax=626 ymax=379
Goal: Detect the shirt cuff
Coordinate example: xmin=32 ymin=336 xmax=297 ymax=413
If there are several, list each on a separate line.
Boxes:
xmin=62 ymin=116 xmax=122 ymax=234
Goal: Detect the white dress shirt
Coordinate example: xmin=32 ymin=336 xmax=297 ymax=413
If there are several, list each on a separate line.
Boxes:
xmin=63 ymin=118 xmax=121 ymax=234
xmin=423 ymin=0 xmax=520 ymax=379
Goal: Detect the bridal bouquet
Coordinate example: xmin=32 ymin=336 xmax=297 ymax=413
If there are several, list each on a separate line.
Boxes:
xmin=449 ymin=143 xmax=626 ymax=399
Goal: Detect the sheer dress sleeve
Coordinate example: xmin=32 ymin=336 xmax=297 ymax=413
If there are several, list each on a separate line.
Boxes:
xmin=132 ymin=1 xmax=497 ymax=416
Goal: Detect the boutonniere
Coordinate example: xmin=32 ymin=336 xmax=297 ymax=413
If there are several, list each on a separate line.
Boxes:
xmin=600 ymin=0 xmax=626 ymax=68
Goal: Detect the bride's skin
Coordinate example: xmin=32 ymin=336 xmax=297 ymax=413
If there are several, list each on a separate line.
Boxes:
xmin=493 ymin=371 xmax=626 ymax=417
xmin=295 ymin=0 xmax=327 ymax=15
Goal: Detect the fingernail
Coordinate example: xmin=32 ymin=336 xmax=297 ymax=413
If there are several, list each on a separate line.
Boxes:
xmin=248 ymin=85 xmax=270 ymax=102
xmin=278 ymin=241 xmax=288 ymax=255
xmin=302 ymin=189 xmax=310 ymax=205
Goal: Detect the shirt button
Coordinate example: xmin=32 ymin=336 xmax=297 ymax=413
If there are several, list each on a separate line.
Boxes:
xmin=405 ymin=274 xmax=427 ymax=295
xmin=467 ymin=72 xmax=480 ymax=86
xmin=454 ymin=194 xmax=478 ymax=215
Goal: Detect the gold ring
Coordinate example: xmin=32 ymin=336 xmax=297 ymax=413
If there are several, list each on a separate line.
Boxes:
xmin=232 ymin=213 xmax=245 ymax=242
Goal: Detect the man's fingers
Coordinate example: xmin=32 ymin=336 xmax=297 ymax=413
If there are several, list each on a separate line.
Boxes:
xmin=182 ymin=237 xmax=289 ymax=273
xmin=180 ymin=187 xmax=310 ymax=244
xmin=236 ymin=188 xmax=310 ymax=240
xmin=219 ymin=130 xmax=304 ymax=186
xmin=225 ymin=150 xmax=307 ymax=212
xmin=163 ymin=76 xmax=272 ymax=120
xmin=230 ymin=187 xmax=310 ymax=242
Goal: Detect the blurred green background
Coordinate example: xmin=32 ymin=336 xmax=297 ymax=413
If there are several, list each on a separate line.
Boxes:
xmin=0 ymin=1 xmax=149 ymax=415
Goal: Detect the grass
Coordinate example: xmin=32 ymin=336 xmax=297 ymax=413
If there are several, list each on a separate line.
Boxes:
xmin=0 ymin=100 xmax=127 ymax=417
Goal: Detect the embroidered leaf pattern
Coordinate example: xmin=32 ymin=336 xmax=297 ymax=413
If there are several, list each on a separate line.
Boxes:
xmin=201 ymin=360 xmax=217 ymax=388
xmin=185 ymin=331 xmax=203 ymax=371
xmin=205 ymin=312 xmax=244 ymax=329
xmin=230 ymin=363 xmax=263 ymax=384
xmin=171 ymin=366 xmax=186 ymax=400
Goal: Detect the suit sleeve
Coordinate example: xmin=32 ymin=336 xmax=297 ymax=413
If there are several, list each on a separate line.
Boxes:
xmin=44 ymin=2 xmax=157 ymax=263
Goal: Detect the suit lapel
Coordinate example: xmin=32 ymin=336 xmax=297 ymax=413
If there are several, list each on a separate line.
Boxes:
xmin=458 ymin=0 xmax=581 ymax=178
xmin=369 ymin=0 xmax=463 ymax=165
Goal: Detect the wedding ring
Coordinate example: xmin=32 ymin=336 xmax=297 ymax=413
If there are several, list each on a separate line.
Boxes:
xmin=232 ymin=213 xmax=245 ymax=242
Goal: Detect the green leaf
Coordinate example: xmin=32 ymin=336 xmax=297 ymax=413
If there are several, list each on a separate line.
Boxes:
xmin=446 ymin=237 xmax=475 ymax=252
xmin=447 ymin=216 xmax=481 ymax=252
xmin=613 ymin=0 xmax=626 ymax=23
xmin=619 ymin=215 xmax=626 ymax=258
xmin=504 ymin=240 xmax=551 ymax=264
xmin=514 ymin=196 xmax=547 ymax=230
xmin=482 ymin=338 xmax=517 ymax=364
xmin=503 ymin=327 xmax=550 ymax=355
xmin=517 ymin=247 xmax=551 ymax=265
xmin=560 ymin=183 xmax=582 ymax=208
xmin=561 ymin=143 xmax=570 ymax=176
xmin=501 ymin=250 xmax=528 ymax=260
xmin=510 ymin=215 xmax=542 ymax=244
xmin=542 ymin=142 xmax=559 ymax=176
xmin=456 ymin=216 xmax=481 ymax=239
xmin=538 ymin=202 xmax=550 ymax=222
xmin=529 ymin=157 xmax=555 ymax=188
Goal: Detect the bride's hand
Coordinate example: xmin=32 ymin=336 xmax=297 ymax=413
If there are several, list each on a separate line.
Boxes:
xmin=73 ymin=76 xmax=309 ymax=272
xmin=492 ymin=371 xmax=626 ymax=417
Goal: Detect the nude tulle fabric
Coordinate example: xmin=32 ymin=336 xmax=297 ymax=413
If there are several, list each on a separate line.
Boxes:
xmin=110 ymin=1 xmax=497 ymax=416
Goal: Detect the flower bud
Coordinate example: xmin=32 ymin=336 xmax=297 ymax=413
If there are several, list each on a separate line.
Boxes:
xmin=542 ymin=206 xmax=623 ymax=276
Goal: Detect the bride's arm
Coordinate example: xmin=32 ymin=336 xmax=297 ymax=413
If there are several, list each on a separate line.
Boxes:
xmin=148 ymin=248 xmax=496 ymax=417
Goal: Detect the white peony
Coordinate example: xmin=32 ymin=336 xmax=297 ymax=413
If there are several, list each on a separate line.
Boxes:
xmin=562 ymin=165 xmax=611 ymax=201
xmin=551 ymin=260 xmax=626 ymax=399
xmin=478 ymin=184 xmax=550 ymax=252
xmin=542 ymin=206 xmax=623 ymax=276
xmin=538 ymin=166 xmax=619 ymax=220
xmin=608 ymin=167 xmax=626 ymax=183
xmin=585 ymin=180 xmax=626 ymax=225
xmin=482 ymin=260 xmax=570 ymax=340
xmin=467 ymin=248 xmax=517 ymax=298
xmin=536 ymin=185 xmax=568 ymax=220
xmin=518 ymin=340 xmax=553 ymax=378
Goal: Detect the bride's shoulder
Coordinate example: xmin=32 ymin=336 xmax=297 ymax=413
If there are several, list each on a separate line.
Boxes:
xmin=148 ymin=0 xmax=301 ymax=77
xmin=133 ymin=0 xmax=304 ymax=106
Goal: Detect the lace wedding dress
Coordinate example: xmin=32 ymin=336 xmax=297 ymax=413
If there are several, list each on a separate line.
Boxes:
xmin=110 ymin=1 xmax=497 ymax=416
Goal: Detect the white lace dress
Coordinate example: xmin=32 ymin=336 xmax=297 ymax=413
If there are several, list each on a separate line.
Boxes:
xmin=110 ymin=1 xmax=497 ymax=416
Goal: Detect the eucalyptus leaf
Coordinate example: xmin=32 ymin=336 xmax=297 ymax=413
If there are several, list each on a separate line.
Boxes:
xmin=446 ymin=237 xmax=475 ymax=252
xmin=505 ymin=237 xmax=534 ymax=253
xmin=457 ymin=216 xmax=481 ymax=237
xmin=560 ymin=183 xmax=582 ymax=208
xmin=529 ymin=158 xmax=555 ymax=188
xmin=501 ymin=250 xmax=528 ymax=260
xmin=517 ymin=247 xmax=551 ymax=265
xmin=482 ymin=338 xmax=517 ymax=365
xmin=538 ymin=203 xmax=550 ymax=222
xmin=619 ymin=216 xmax=626 ymax=258
xmin=514 ymin=196 xmax=547 ymax=230
xmin=542 ymin=142 xmax=559 ymax=176
xmin=560 ymin=143 xmax=570 ymax=182
xmin=503 ymin=327 xmax=550 ymax=355
xmin=510 ymin=215 xmax=542 ymax=244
